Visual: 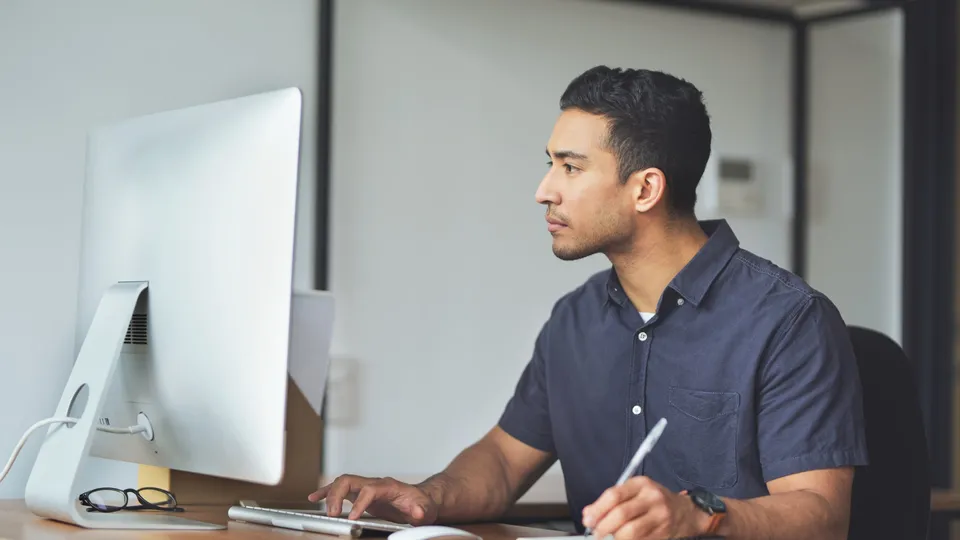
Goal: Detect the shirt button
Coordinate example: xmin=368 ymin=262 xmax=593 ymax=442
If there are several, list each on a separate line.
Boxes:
xmin=632 ymin=405 xmax=642 ymax=415
xmin=638 ymin=332 xmax=648 ymax=341
xmin=677 ymin=298 xmax=685 ymax=306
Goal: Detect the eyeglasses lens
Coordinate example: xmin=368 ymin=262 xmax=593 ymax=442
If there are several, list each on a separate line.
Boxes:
xmin=87 ymin=489 xmax=126 ymax=512
xmin=138 ymin=487 xmax=176 ymax=508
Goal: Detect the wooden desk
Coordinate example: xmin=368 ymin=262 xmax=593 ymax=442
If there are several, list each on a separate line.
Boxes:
xmin=930 ymin=489 xmax=960 ymax=540
xmin=0 ymin=501 xmax=564 ymax=540
xmin=932 ymin=488 xmax=960 ymax=513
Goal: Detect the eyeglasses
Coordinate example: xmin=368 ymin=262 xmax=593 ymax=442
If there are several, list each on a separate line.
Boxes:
xmin=78 ymin=487 xmax=183 ymax=513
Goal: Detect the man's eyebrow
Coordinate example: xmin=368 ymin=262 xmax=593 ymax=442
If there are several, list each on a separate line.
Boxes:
xmin=546 ymin=148 xmax=590 ymax=162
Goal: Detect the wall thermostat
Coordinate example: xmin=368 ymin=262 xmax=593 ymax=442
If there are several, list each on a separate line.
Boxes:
xmin=716 ymin=157 xmax=763 ymax=216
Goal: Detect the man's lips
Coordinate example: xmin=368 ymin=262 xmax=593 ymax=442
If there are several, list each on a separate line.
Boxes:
xmin=546 ymin=217 xmax=567 ymax=232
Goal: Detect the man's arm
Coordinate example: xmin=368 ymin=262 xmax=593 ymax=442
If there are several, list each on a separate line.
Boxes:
xmin=417 ymin=426 xmax=556 ymax=523
xmin=310 ymin=426 xmax=554 ymax=525
xmin=713 ymin=468 xmax=853 ymax=540
xmin=418 ymin=314 xmax=559 ymax=523
xmin=583 ymin=467 xmax=852 ymax=540
xmin=312 ymin=318 xmax=559 ymax=525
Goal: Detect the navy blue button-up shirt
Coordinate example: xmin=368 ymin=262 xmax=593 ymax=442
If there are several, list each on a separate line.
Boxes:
xmin=498 ymin=219 xmax=868 ymax=528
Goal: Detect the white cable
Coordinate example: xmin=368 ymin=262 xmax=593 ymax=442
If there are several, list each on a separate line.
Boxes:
xmin=0 ymin=416 xmax=147 ymax=485
xmin=0 ymin=417 xmax=76 ymax=485
xmin=96 ymin=424 xmax=147 ymax=435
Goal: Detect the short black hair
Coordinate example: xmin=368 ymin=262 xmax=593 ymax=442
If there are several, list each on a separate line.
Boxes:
xmin=559 ymin=66 xmax=711 ymax=217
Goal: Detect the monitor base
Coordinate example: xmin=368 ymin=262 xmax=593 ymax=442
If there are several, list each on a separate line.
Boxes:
xmin=67 ymin=510 xmax=226 ymax=531
xmin=22 ymin=281 xmax=223 ymax=531
xmin=62 ymin=510 xmax=225 ymax=530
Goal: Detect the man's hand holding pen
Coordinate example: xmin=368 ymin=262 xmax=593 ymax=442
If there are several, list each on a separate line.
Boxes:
xmin=581 ymin=476 xmax=709 ymax=540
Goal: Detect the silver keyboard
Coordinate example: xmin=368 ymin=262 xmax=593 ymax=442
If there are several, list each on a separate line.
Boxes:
xmin=228 ymin=504 xmax=411 ymax=536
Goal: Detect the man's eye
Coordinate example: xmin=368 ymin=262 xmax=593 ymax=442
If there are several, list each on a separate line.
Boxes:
xmin=564 ymin=164 xmax=577 ymax=173
xmin=546 ymin=160 xmax=553 ymax=167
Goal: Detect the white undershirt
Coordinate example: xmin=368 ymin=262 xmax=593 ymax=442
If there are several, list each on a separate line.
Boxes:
xmin=639 ymin=311 xmax=655 ymax=323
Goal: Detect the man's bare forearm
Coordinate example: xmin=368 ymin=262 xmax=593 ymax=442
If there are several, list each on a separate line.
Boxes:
xmin=415 ymin=440 xmax=518 ymax=523
xmin=717 ymin=491 xmax=847 ymax=540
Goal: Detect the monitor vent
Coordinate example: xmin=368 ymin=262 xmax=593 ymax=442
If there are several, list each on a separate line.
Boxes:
xmin=124 ymin=314 xmax=148 ymax=345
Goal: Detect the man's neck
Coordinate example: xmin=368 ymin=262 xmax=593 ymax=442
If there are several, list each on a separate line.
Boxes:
xmin=608 ymin=218 xmax=709 ymax=313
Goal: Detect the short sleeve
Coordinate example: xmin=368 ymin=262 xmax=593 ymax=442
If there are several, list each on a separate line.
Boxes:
xmin=498 ymin=321 xmax=555 ymax=453
xmin=757 ymin=295 xmax=869 ymax=482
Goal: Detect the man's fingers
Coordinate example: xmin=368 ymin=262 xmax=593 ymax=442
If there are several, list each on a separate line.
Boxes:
xmin=325 ymin=476 xmax=362 ymax=517
xmin=393 ymin=496 xmax=427 ymax=523
xmin=611 ymin=504 xmax=670 ymax=540
xmin=582 ymin=477 xmax=650 ymax=529
xmin=348 ymin=484 xmax=383 ymax=520
xmin=590 ymin=495 xmax=650 ymax=540
xmin=308 ymin=483 xmax=333 ymax=502
xmin=582 ymin=488 xmax=623 ymax=526
xmin=612 ymin=518 xmax=648 ymax=540
xmin=313 ymin=475 xmax=435 ymax=526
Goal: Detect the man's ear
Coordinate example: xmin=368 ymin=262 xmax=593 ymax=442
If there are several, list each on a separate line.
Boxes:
xmin=629 ymin=167 xmax=667 ymax=213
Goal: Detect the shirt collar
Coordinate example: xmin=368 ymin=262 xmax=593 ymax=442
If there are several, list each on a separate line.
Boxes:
xmin=605 ymin=219 xmax=740 ymax=308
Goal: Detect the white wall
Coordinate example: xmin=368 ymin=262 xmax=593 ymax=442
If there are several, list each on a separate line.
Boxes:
xmin=324 ymin=0 xmax=793 ymax=480
xmin=0 ymin=0 xmax=318 ymax=498
xmin=807 ymin=11 xmax=903 ymax=343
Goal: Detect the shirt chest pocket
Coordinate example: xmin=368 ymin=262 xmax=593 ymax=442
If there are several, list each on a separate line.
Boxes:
xmin=665 ymin=386 xmax=740 ymax=489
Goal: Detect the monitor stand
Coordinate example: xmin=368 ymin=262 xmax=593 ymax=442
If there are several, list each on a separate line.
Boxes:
xmin=23 ymin=281 xmax=224 ymax=530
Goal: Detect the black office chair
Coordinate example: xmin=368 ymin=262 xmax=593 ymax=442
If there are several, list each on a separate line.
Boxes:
xmin=846 ymin=325 xmax=930 ymax=540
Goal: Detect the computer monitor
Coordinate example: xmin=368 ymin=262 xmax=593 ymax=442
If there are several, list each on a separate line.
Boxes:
xmin=22 ymin=88 xmax=334 ymax=530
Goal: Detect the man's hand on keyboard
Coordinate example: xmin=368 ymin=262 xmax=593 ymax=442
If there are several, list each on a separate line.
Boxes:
xmin=308 ymin=475 xmax=438 ymax=526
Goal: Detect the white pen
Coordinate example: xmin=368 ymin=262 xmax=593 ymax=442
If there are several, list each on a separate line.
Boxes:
xmin=584 ymin=417 xmax=668 ymax=537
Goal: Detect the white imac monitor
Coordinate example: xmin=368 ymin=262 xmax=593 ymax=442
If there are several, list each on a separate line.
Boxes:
xmin=23 ymin=88 xmax=334 ymax=530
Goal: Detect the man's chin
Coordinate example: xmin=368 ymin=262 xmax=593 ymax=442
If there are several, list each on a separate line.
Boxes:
xmin=552 ymin=242 xmax=594 ymax=261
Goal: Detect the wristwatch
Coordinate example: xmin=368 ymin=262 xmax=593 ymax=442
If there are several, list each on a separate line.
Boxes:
xmin=681 ymin=487 xmax=726 ymax=534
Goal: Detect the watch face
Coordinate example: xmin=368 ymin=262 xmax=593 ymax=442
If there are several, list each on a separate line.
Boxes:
xmin=691 ymin=488 xmax=726 ymax=513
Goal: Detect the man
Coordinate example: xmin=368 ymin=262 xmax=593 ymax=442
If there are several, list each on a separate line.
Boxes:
xmin=309 ymin=66 xmax=868 ymax=540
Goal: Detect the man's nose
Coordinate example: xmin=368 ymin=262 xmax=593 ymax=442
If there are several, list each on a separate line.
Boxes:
xmin=535 ymin=173 xmax=560 ymax=206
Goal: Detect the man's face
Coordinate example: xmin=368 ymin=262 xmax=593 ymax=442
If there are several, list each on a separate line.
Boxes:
xmin=536 ymin=109 xmax=636 ymax=261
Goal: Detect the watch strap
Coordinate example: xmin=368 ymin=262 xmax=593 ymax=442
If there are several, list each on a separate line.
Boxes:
xmin=680 ymin=489 xmax=725 ymax=534
xmin=704 ymin=511 xmax=724 ymax=533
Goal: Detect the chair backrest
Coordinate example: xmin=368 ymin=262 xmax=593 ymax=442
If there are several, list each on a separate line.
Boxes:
xmin=846 ymin=325 xmax=930 ymax=540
